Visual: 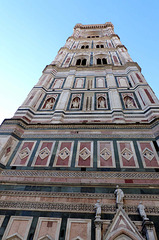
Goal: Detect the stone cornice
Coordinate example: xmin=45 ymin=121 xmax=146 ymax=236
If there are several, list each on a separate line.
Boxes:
xmin=66 ymin=33 xmax=119 ymax=42
xmin=42 ymin=61 xmax=141 ymax=74
xmin=1 ymin=117 xmax=159 ymax=132
xmin=74 ymin=22 xmax=114 ymax=30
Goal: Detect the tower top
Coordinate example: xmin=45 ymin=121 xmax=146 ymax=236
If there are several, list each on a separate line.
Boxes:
xmin=74 ymin=22 xmax=114 ymax=30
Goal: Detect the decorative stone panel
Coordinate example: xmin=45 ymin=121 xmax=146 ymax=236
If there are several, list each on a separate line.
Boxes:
xmin=137 ymin=141 xmax=159 ymax=168
xmin=65 ymin=219 xmax=91 ymax=240
xmin=33 ymin=217 xmax=61 ymax=240
xmin=2 ymin=216 xmax=33 ymax=240
xmin=117 ymin=141 xmax=139 ymax=168
xmin=32 ymin=141 xmax=55 ymax=167
xmin=75 ymin=141 xmax=93 ymax=167
xmin=11 ymin=141 xmax=36 ymax=166
xmin=97 ymin=141 xmax=115 ymax=168
xmin=53 ymin=141 xmax=74 ymax=167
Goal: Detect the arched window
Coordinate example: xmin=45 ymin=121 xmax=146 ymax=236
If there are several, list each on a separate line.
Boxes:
xmin=81 ymin=45 xmax=84 ymax=49
xmin=86 ymin=45 xmax=89 ymax=49
xmin=101 ymin=45 xmax=104 ymax=48
xmin=97 ymin=58 xmax=101 ymax=65
xmin=76 ymin=59 xmax=81 ymax=65
xmin=102 ymin=58 xmax=107 ymax=64
xmin=82 ymin=59 xmax=86 ymax=66
xmin=96 ymin=45 xmax=100 ymax=48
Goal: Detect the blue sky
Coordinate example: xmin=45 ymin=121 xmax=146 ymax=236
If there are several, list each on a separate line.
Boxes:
xmin=0 ymin=0 xmax=159 ymax=124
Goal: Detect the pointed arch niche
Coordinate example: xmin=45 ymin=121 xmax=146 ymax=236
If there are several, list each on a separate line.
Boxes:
xmin=103 ymin=208 xmax=144 ymax=240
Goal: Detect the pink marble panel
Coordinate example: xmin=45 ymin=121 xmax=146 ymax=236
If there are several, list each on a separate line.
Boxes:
xmin=33 ymin=217 xmax=61 ymax=240
xmin=137 ymin=141 xmax=159 ymax=168
xmin=117 ymin=141 xmax=139 ymax=168
xmin=3 ymin=216 xmax=32 ymax=240
xmin=76 ymin=141 xmax=93 ymax=167
xmin=53 ymin=141 xmax=74 ymax=167
xmin=32 ymin=141 xmax=55 ymax=166
xmin=97 ymin=141 xmax=116 ymax=168
xmin=11 ymin=141 xmax=36 ymax=166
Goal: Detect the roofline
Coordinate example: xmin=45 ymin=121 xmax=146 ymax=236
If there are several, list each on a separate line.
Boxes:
xmin=74 ymin=22 xmax=114 ymax=30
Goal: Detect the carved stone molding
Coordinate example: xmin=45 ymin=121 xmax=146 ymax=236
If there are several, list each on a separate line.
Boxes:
xmin=1 ymin=170 xmax=159 ymax=180
xmin=0 ymin=190 xmax=159 ymax=201
xmin=0 ymin=201 xmax=158 ymax=215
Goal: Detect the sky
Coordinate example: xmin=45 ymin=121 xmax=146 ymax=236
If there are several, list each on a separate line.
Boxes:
xmin=0 ymin=0 xmax=159 ymax=124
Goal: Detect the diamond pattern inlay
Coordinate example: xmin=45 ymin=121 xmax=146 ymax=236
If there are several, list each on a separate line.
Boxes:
xmin=100 ymin=148 xmax=111 ymax=161
xmin=121 ymin=148 xmax=133 ymax=161
xmin=39 ymin=147 xmax=50 ymax=160
xmin=58 ymin=147 xmax=70 ymax=160
xmin=18 ymin=147 xmax=30 ymax=159
xmin=143 ymin=148 xmax=154 ymax=161
xmin=79 ymin=147 xmax=91 ymax=160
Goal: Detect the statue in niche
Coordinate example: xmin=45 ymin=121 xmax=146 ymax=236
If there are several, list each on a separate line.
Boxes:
xmin=98 ymin=96 xmax=106 ymax=108
xmin=43 ymin=97 xmax=55 ymax=109
xmin=138 ymin=201 xmax=149 ymax=221
xmin=124 ymin=96 xmax=136 ymax=109
xmin=94 ymin=200 xmax=102 ymax=219
xmin=114 ymin=185 xmax=124 ymax=208
xmin=71 ymin=97 xmax=80 ymax=109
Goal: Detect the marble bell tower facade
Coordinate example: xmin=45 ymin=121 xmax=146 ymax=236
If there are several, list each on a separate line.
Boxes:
xmin=0 ymin=22 xmax=159 ymax=240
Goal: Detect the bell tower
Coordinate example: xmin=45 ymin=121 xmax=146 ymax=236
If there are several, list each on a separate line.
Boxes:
xmin=0 ymin=22 xmax=159 ymax=240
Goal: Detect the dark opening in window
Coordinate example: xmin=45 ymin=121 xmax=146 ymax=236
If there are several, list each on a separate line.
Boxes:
xmin=81 ymin=45 xmax=84 ymax=49
xmin=86 ymin=45 xmax=89 ymax=48
xmin=102 ymin=58 xmax=107 ymax=64
xmin=97 ymin=58 xmax=101 ymax=65
xmin=76 ymin=59 xmax=81 ymax=65
xmin=96 ymin=45 xmax=99 ymax=48
xmin=101 ymin=45 xmax=104 ymax=48
xmin=82 ymin=59 xmax=86 ymax=66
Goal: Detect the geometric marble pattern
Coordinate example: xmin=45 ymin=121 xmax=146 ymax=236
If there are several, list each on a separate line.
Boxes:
xmin=100 ymin=147 xmax=111 ymax=161
xmin=142 ymin=148 xmax=154 ymax=161
xmin=58 ymin=147 xmax=70 ymax=160
xmin=121 ymin=148 xmax=133 ymax=161
xmin=117 ymin=141 xmax=139 ymax=168
xmin=79 ymin=147 xmax=91 ymax=160
xmin=18 ymin=147 xmax=31 ymax=159
xmin=31 ymin=141 xmax=55 ymax=167
xmin=137 ymin=141 xmax=159 ymax=168
xmin=53 ymin=141 xmax=74 ymax=167
xmin=75 ymin=141 xmax=93 ymax=167
xmin=11 ymin=141 xmax=36 ymax=166
xmin=39 ymin=147 xmax=50 ymax=160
